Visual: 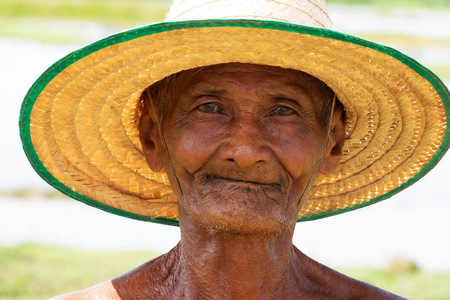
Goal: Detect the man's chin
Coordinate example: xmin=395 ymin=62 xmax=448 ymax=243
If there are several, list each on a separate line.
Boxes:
xmin=179 ymin=181 xmax=298 ymax=235
xmin=187 ymin=208 xmax=295 ymax=236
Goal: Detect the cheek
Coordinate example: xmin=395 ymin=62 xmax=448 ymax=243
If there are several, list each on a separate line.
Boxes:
xmin=269 ymin=124 xmax=326 ymax=179
xmin=169 ymin=121 xmax=227 ymax=173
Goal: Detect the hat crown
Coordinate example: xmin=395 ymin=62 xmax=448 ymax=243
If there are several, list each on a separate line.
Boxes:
xmin=165 ymin=0 xmax=333 ymax=28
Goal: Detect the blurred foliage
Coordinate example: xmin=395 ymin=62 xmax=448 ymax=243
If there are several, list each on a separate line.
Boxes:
xmin=0 ymin=244 xmax=158 ymax=300
xmin=386 ymin=258 xmax=420 ymax=274
xmin=0 ymin=0 xmax=169 ymax=26
xmin=339 ymin=266 xmax=450 ymax=299
xmin=0 ymin=0 xmax=169 ymax=43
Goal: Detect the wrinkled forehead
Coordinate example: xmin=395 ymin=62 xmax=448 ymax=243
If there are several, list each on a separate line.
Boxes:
xmin=176 ymin=63 xmax=326 ymax=98
xmin=142 ymin=63 xmax=332 ymax=123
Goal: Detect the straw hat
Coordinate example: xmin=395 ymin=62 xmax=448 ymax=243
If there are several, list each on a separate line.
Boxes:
xmin=20 ymin=0 xmax=450 ymax=226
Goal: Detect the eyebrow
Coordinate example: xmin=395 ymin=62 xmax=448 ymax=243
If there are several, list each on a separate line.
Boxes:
xmin=256 ymin=83 xmax=313 ymax=102
xmin=184 ymin=81 xmax=316 ymax=106
xmin=185 ymin=85 xmax=228 ymax=97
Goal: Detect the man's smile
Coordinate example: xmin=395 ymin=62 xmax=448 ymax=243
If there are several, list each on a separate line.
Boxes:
xmin=202 ymin=175 xmax=286 ymax=193
xmin=190 ymin=171 xmax=292 ymax=207
xmin=196 ymin=170 xmax=289 ymax=192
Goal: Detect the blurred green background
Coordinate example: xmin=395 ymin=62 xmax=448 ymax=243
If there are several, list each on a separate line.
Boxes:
xmin=1 ymin=0 xmax=450 ymax=79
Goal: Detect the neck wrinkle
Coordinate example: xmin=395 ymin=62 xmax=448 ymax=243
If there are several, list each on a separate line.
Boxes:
xmin=177 ymin=211 xmax=302 ymax=299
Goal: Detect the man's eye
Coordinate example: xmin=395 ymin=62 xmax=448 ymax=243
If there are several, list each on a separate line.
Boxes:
xmin=197 ymin=102 xmax=220 ymax=113
xmin=273 ymin=106 xmax=295 ymax=116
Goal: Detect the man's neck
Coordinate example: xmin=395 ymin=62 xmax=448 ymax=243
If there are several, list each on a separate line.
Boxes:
xmin=108 ymin=213 xmax=406 ymax=300
xmin=178 ymin=214 xmax=301 ymax=299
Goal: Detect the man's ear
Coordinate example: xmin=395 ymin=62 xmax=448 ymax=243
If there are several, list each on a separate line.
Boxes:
xmin=139 ymin=94 xmax=164 ymax=172
xmin=320 ymin=105 xmax=345 ymax=175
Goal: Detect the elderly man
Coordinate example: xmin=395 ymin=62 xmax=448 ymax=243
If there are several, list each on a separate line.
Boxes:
xmin=54 ymin=63 xmax=402 ymax=299
xmin=20 ymin=0 xmax=449 ymax=299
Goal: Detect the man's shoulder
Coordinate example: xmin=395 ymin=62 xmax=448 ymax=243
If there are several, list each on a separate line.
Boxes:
xmin=49 ymin=280 xmax=120 ymax=300
xmin=335 ymin=269 xmax=407 ymax=299
xmin=309 ymin=265 xmax=406 ymax=299
xmin=294 ymin=247 xmax=406 ymax=299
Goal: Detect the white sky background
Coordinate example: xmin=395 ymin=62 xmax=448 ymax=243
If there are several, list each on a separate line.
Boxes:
xmin=1 ymin=4 xmax=450 ymax=272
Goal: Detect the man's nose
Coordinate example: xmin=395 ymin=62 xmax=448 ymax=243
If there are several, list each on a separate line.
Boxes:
xmin=218 ymin=117 xmax=272 ymax=168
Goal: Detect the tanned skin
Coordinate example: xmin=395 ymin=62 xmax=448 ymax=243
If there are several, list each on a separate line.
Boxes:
xmin=52 ymin=64 xmax=406 ymax=299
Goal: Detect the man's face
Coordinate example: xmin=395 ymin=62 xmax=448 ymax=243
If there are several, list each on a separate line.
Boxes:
xmin=145 ymin=63 xmax=338 ymax=235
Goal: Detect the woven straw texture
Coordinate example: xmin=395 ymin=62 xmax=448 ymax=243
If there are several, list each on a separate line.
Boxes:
xmin=20 ymin=1 xmax=450 ymax=225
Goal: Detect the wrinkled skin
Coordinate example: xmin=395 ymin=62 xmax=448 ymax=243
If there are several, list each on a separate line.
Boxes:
xmin=144 ymin=63 xmax=340 ymax=236
xmin=52 ymin=64 xmax=405 ymax=299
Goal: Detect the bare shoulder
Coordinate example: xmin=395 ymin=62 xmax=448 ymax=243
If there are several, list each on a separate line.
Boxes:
xmin=111 ymin=246 xmax=181 ymax=298
xmin=48 ymin=280 xmax=120 ymax=300
xmin=335 ymin=269 xmax=407 ymax=299
xmin=293 ymin=247 xmax=407 ymax=299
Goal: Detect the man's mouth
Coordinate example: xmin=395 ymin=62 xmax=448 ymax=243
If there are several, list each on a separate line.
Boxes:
xmin=198 ymin=173 xmax=288 ymax=195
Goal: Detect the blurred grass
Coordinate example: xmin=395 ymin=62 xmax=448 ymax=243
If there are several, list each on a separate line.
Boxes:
xmin=338 ymin=267 xmax=450 ymax=299
xmin=0 ymin=0 xmax=169 ymax=44
xmin=0 ymin=244 xmax=449 ymax=299
xmin=0 ymin=244 xmax=158 ymax=300
xmin=0 ymin=0 xmax=169 ymax=26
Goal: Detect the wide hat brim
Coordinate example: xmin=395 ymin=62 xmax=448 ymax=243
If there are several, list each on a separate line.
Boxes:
xmin=20 ymin=20 xmax=450 ymax=226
